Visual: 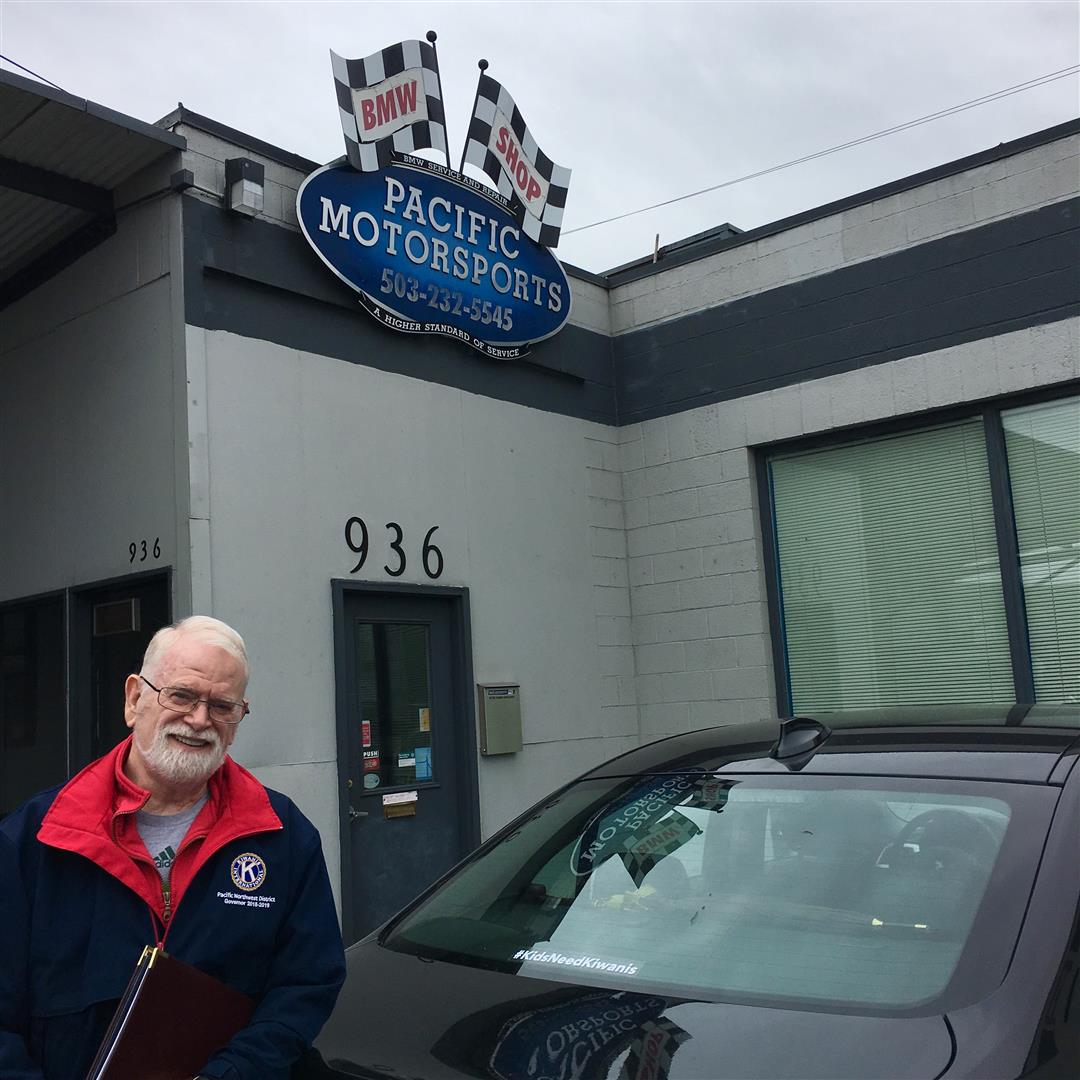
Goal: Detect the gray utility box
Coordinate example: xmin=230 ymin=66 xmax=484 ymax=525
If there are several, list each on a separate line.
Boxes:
xmin=477 ymin=684 xmax=523 ymax=755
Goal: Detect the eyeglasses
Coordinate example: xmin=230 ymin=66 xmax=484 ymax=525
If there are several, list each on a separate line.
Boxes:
xmin=140 ymin=675 xmax=249 ymax=725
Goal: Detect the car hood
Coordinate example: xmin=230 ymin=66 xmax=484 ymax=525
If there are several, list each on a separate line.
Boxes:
xmin=308 ymin=940 xmax=955 ymax=1080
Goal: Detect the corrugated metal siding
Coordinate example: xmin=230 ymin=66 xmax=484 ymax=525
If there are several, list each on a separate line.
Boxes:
xmin=0 ymin=84 xmax=47 ymax=142
xmin=0 ymin=189 xmax=88 ymax=278
xmin=0 ymin=79 xmax=181 ymax=293
xmin=0 ymin=95 xmax=172 ymax=186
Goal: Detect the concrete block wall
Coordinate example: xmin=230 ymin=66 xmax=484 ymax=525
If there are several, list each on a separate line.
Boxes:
xmin=619 ymin=410 xmax=773 ymax=738
xmin=610 ymin=132 xmax=1080 ymax=335
xmin=171 ymin=124 xmax=304 ymax=234
xmin=618 ymin=318 xmax=1079 ymax=739
xmin=586 ymin=422 xmax=640 ymax=741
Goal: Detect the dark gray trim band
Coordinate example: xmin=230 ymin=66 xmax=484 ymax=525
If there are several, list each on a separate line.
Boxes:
xmin=616 ymin=197 xmax=1080 ymax=424
xmin=606 ymin=119 xmax=1080 ymax=286
xmin=182 ymin=198 xmax=618 ymax=424
xmin=181 ymin=192 xmax=1075 ymax=428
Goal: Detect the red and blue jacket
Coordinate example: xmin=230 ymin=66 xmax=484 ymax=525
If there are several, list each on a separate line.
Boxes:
xmin=0 ymin=739 xmax=346 ymax=1080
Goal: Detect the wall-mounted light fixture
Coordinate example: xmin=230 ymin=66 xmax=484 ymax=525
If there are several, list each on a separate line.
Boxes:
xmin=224 ymin=157 xmax=264 ymax=217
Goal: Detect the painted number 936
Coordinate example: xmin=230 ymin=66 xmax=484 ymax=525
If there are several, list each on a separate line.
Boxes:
xmin=129 ymin=538 xmax=161 ymax=563
xmin=345 ymin=517 xmax=444 ymax=579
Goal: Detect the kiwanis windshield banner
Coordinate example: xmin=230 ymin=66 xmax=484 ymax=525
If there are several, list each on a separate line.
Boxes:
xmin=304 ymin=34 xmax=573 ymax=359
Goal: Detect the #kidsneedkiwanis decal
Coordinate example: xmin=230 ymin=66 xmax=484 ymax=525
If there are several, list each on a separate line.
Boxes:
xmin=298 ymin=34 xmax=573 ymax=360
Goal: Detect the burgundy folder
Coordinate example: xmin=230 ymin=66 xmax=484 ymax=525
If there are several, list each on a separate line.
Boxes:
xmin=87 ymin=946 xmax=255 ymax=1080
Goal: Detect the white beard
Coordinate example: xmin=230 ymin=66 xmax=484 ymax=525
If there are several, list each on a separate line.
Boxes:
xmin=135 ymin=719 xmax=227 ymax=785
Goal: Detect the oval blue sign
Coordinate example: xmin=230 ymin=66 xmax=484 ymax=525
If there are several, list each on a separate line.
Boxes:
xmin=296 ymin=157 xmax=572 ymax=358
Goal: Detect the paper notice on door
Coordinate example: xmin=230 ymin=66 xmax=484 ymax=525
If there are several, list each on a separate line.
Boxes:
xmin=398 ymin=752 xmax=416 ymax=769
xmin=419 ymin=708 xmax=430 ymax=733
xmin=415 ymin=746 xmax=432 ymax=780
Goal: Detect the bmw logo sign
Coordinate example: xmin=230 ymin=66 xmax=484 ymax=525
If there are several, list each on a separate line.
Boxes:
xmin=231 ymin=852 xmax=267 ymax=892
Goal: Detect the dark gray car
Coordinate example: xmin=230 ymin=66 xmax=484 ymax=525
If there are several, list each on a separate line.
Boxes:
xmin=300 ymin=705 xmax=1080 ymax=1079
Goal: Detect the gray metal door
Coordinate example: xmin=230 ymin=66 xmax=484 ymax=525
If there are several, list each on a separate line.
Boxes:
xmin=335 ymin=585 xmax=478 ymax=943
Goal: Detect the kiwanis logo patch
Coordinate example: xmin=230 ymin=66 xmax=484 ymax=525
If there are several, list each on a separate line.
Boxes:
xmin=230 ymin=852 xmax=267 ymax=892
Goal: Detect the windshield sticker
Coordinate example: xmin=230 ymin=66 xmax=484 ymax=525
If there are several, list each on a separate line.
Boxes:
xmin=513 ymin=949 xmax=640 ymax=976
xmin=570 ymin=773 xmax=734 ymax=879
xmin=489 ymin=991 xmax=679 ymax=1080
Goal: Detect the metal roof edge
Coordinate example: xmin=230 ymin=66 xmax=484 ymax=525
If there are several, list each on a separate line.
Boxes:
xmin=160 ymin=106 xmax=321 ymax=175
xmin=562 ymin=261 xmax=608 ymax=287
xmin=601 ymin=117 xmax=1080 ymax=286
xmin=0 ymin=67 xmax=186 ymax=151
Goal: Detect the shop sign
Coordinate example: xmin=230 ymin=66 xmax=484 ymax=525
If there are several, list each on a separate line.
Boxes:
xmin=301 ymin=36 xmax=573 ymax=360
xmin=297 ymin=156 xmax=570 ymax=359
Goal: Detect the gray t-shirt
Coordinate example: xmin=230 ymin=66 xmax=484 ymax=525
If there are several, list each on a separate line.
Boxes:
xmin=136 ymin=794 xmax=208 ymax=883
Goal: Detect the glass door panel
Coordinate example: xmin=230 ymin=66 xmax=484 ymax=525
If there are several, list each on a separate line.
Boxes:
xmin=355 ymin=621 xmax=434 ymax=792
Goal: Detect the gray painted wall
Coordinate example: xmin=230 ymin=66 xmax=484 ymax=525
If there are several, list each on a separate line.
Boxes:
xmin=0 ymin=189 xmax=186 ymax=603
xmin=186 ymin=325 xmax=638 ymax=899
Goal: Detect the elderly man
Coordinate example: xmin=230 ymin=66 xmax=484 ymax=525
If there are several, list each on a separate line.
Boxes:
xmin=0 ymin=616 xmax=346 ymax=1080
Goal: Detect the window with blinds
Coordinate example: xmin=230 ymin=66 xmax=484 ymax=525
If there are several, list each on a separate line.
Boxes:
xmin=1003 ymin=396 xmax=1080 ymax=704
xmin=770 ymin=421 xmax=1015 ymax=711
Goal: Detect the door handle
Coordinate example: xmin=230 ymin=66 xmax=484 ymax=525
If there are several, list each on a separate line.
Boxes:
xmin=348 ymin=807 xmax=369 ymax=821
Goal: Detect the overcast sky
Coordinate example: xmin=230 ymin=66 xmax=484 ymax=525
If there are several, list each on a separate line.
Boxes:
xmin=2 ymin=1 xmax=1078 ymax=272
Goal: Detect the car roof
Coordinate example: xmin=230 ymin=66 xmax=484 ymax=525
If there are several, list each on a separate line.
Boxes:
xmin=583 ymin=705 xmax=1080 ymax=785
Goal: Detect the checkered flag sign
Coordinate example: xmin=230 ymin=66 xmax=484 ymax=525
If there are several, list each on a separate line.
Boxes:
xmin=463 ymin=73 xmax=571 ymax=248
xmin=619 ymin=814 xmax=702 ymax=889
xmin=618 ymin=1019 xmax=693 ymax=1080
xmin=331 ymin=40 xmax=448 ymax=172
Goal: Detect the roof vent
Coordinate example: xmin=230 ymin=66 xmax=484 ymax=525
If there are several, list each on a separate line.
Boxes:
xmin=771 ymin=716 xmax=831 ymax=768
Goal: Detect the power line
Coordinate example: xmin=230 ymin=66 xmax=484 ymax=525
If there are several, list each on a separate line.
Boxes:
xmin=0 ymin=53 xmax=67 ymax=93
xmin=563 ymin=65 xmax=1080 ymax=237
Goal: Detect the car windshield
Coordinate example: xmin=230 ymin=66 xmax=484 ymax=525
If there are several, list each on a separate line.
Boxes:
xmin=384 ymin=772 xmax=1055 ymax=1013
